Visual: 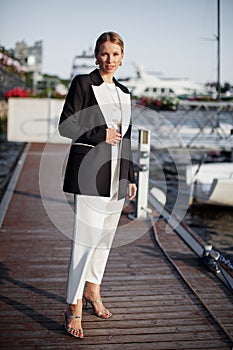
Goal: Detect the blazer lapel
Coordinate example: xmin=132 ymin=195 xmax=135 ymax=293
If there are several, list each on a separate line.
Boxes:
xmin=92 ymin=83 xmax=114 ymax=128
xmin=116 ymin=86 xmax=131 ymax=137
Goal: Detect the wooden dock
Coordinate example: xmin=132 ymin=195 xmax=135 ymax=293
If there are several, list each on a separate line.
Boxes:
xmin=0 ymin=143 xmax=233 ymax=349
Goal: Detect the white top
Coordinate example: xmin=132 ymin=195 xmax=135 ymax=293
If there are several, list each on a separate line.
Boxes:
xmin=105 ymin=82 xmax=122 ymax=130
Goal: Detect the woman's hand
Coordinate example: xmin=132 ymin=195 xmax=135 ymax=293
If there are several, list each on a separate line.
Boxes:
xmin=106 ymin=127 xmax=122 ymax=146
xmin=127 ymin=183 xmax=137 ymax=201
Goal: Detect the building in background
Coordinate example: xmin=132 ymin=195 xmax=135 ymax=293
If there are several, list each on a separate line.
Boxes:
xmin=14 ymin=40 xmax=42 ymax=74
xmin=14 ymin=40 xmax=43 ymax=90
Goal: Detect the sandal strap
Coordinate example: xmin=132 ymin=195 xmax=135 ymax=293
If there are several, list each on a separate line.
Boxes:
xmin=66 ymin=326 xmax=82 ymax=332
xmin=64 ymin=311 xmax=81 ymax=320
xmin=67 ymin=315 xmax=81 ymax=319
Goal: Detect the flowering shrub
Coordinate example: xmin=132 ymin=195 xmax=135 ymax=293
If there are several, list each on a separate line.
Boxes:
xmin=188 ymin=95 xmax=213 ymax=102
xmin=5 ymin=87 xmax=31 ymax=100
xmin=139 ymin=96 xmax=179 ymax=111
xmin=0 ymin=51 xmax=26 ymax=78
xmin=4 ymin=87 xmax=66 ymax=100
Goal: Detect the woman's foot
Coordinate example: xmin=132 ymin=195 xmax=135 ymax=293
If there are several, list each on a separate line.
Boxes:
xmin=64 ymin=300 xmax=84 ymax=338
xmin=83 ymin=282 xmax=112 ymax=319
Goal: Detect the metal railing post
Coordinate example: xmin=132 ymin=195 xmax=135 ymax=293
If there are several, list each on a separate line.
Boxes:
xmin=136 ymin=129 xmax=151 ymax=218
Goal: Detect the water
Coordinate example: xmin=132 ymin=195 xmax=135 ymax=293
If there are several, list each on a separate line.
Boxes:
xmin=0 ymin=134 xmax=24 ymax=200
xmin=186 ymin=205 xmax=233 ymax=260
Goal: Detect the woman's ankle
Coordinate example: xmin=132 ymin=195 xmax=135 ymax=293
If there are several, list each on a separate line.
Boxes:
xmin=85 ymin=282 xmax=100 ymax=296
xmin=67 ymin=300 xmax=83 ymax=314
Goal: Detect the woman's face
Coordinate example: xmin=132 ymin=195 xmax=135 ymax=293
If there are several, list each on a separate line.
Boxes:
xmin=96 ymin=41 xmax=124 ymax=76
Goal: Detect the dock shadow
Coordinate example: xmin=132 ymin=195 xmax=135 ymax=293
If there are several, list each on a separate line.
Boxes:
xmin=0 ymin=262 xmax=65 ymax=334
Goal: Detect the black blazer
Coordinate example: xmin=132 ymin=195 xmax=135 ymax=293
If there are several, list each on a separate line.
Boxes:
xmin=58 ymin=68 xmax=135 ymax=199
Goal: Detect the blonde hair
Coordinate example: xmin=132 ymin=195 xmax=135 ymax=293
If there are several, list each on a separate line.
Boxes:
xmin=94 ymin=32 xmax=124 ymax=57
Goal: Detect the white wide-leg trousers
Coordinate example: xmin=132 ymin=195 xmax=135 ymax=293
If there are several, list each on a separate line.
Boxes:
xmin=66 ymin=145 xmax=124 ymax=304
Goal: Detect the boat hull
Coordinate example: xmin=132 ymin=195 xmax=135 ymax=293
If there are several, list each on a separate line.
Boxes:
xmin=186 ymin=163 xmax=233 ymax=207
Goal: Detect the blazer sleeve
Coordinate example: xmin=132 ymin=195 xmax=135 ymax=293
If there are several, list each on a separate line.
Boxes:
xmin=124 ymin=121 xmax=136 ymax=184
xmin=58 ymin=76 xmax=106 ymax=144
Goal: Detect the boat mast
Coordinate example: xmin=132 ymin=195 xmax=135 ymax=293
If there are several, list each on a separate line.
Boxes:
xmin=217 ymin=0 xmax=221 ymax=100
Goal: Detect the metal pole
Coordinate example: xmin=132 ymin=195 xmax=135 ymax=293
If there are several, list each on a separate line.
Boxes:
xmin=217 ymin=0 xmax=221 ymax=101
xmin=47 ymin=90 xmax=51 ymax=141
xmin=136 ymin=129 xmax=151 ymax=219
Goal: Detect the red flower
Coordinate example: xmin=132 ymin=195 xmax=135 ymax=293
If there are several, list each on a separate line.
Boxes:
xmin=5 ymin=87 xmax=31 ymax=100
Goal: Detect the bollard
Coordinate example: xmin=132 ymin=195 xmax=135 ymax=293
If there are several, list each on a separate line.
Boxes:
xmin=231 ymin=129 xmax=233 ymax=162
xmin=136 ymin=129 xmax=151 ymax=219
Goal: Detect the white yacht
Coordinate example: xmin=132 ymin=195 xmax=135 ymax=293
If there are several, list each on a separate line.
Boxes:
xmin=118 ymin=65 xmax=205 ymax=98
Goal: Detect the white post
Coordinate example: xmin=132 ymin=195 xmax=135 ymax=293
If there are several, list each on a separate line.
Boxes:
xmin=231 ymin=129 xmax=233 ymax=162
xmin=136 ymin=129 xmax=151 ymax=218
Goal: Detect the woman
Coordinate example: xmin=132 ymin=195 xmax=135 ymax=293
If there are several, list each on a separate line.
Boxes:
xmin=59 ymin=31 xmax=137 ymax=338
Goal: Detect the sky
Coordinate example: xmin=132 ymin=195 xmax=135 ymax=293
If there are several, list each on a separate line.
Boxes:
xmin=1 ymin=0 xmax=233 ymax=84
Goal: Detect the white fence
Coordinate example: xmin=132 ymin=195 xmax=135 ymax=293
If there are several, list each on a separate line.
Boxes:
xmin=7 ymin=97 xmax=67 ymax=143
